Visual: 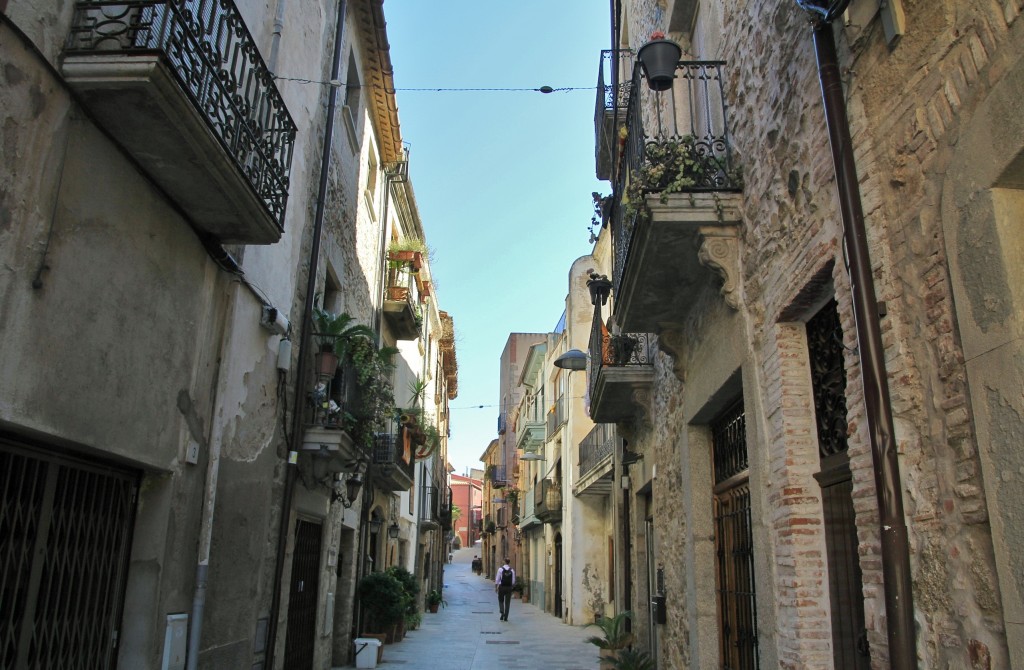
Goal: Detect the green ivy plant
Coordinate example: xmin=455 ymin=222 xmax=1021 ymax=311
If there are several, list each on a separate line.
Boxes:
xmin=345 ymin=337 xmax=399 ymax=453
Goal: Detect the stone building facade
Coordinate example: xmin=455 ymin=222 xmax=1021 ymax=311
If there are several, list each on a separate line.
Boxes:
xmin=591 ymin=0 xmax=1024 ymax=668
xmin=0 ymin=1 xmax=455 ymax=668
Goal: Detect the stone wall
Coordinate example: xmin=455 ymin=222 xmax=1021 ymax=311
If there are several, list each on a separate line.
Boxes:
xmin=617 ymin=0 xmax=1022 ymax=667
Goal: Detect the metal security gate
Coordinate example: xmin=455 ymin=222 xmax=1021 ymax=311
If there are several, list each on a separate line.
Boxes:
xmin=283 ymin=517 xmax=323 ymax=669
xmin=711 ymin=400 xmax=759 ymax=670
xmin=1 ymin=440 xmax=137 ymax=670
xmin=808 ymin=299 xmax=870 ymax=668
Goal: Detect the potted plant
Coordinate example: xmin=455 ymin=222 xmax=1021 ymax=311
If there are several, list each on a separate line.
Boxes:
xmin=312 ymin=308 xmax=375 ymax=378
xmin=385 ymin=565 xmax=419 ymax=641
xmin=586 ymin=610 xmax=635 ymax=670
xmin=425 ymin=589 xmax=446 ymax=613
xmin=511 ymin=582 xmax=524 ymax=599
xmin=609 ymin=648 xmax=656 ymax=670
xmin=636 ymin=31 xmax=681 ymax=91
xmin=388 ymin=237 xmax=427 ymax=271
xmin=485 ymin=520 xmax=496 ymax=535
xmin=357 ymin=571 xmax=406 ymax=641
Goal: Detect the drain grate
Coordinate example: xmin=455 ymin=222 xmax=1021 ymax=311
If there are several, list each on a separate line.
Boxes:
xmin=471 ymin=611 xmax=494 ymax=614
xmin=480 ymin=631 xmax=503 ymax=635
xmin=485 ymin=640 xmax=521 ymax=645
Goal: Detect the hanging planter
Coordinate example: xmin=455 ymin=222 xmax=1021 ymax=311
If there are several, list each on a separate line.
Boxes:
xmin=637 ymin=31 xmax=681 ymax=91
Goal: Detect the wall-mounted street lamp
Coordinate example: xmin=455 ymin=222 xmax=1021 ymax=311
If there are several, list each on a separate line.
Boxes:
xmin=331 ymin=470 xmax=364 ymax=508
xmin=388 ymin=522 xmax=400 ymax=539
xmin=368 ymin=518 xmax=382 ymax=535
xmin=553 ymin=349 xmax=587 ymax=371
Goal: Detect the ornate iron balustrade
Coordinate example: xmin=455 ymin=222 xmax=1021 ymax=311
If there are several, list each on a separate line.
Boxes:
xmin=65 ymin=0 xmax=296 ymax=232
xmin=594 ymin=49 xmax=634 ymax=180
xmin=545 ymin=395 xmax=566 ymax=437
xmin=372 ymin=430 xmax=415 ymax=490
xmin=588 ymin=311 xmax=655 ymax=404
xmin=489 ymin=465 xmax=508 ymax=489
xmin=612 ymin=60 xmax=739 ymax=296
xmin=579 ymin=423 xmax=616 ymax=479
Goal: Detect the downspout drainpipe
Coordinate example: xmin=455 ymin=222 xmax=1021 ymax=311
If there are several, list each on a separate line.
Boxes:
xmin=805 ymin=15 xmax=917 ymax=668
xmin=186 ymin=283 xmax=241 ymax=670
xmin=265 ymin=2 xmax=346 ymax=668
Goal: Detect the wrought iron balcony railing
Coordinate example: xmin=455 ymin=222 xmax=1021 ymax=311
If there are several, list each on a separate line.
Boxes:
xmin=579 ymin=423 xmax=617 ymax=479
xmin=612 ymin=60 xmax=739 ymax=297
xmin=372 ymin=430 xmax=415 ymax=491
xmin=546 ymin=395 xmax=566 ymax=438
xmin=588 ymin=325 xmax=655 ymax=399
xmin=65 ymin=0 xmax=296 ymax=240
xmin=594 ymin=49 xmax=634 ymax=180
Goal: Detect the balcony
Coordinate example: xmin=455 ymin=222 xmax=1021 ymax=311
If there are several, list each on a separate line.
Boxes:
xmin=611 ymin=60 xmax=743 ymax=334
xmin=516 ymin=395 xmax=545 ymax=453
xmin=594 ymin=49 xmax=634 ymax=180
xmin=545 ymin=395 xmax=566 ymax=440
xmin=372 ymin=431 xmax=414 ymax=491
xmin=518 ymin=484 xmax=541 ymax=530
xmin=488 ymin=465 xmax=509 ymax=489
xmin=574 ymin=423 xmax=616 ymax=497
xmin=420 ymin=485 xmax=442 ymax=531
xmin=382 ymin=254 xmax=423 ymax=340
xmin=588 ymin=323 xmax=655 ymax=423
xmin=63 ymin=0 xmax=296 ymax=244
xmin=533 ymin=479 xmax=562 ymax=524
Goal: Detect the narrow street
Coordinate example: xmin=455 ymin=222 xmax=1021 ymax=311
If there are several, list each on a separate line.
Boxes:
xmin=340 ymin=546 xmax=599 ymax=669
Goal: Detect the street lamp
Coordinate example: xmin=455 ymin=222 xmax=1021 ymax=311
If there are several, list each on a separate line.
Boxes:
xmin=388 ymin=522 xmax=400 ymax=539
xmin=553 ymin=349 xmax=587 ymax=371
xmin=331 ymin=470 xmax=363 ymax=508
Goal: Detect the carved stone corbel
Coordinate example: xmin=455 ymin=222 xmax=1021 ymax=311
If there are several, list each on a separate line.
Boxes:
xmin=697 ymin=225 xmax=740 ymax=310
xmin=631 ymin=387 xmax=654 ymax=433
xmin=657 ymin=326 xmax=688 ymax=382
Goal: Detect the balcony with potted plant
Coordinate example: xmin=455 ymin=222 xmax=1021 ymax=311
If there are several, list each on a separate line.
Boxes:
xmin=301 ymin=309 xmax=379 ymax=464
xmin=383 ymin=239 xmax=426 ymax=340
xmin=605 ymin=32 xmax=744 ymax=335
xmin=62 ymin=0 xmax=296 ymax=243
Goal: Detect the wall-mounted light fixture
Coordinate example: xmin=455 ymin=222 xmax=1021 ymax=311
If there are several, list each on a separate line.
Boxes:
xmin=388 ymin=522 xmax=400 ymax=539
xmin=331 ymin=470 xmax=363 ymax=508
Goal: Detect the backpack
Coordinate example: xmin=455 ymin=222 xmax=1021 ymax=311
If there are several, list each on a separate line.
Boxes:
xmin=499 ymin=567 xmax=513 ymax=588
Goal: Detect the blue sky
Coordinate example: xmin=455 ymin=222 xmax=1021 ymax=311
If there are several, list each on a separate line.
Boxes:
xmin=385 ymin=2 xmax=610 ymax=475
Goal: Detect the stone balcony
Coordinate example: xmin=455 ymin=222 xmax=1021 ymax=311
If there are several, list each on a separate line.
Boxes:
xmin=588 ymin=327 xmax=656 ymax=424
xmin=62 ymin=0 xmax=296 ymax=244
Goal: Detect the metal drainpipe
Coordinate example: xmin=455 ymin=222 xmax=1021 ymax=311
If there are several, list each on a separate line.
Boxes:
xmin=265 ymin=2 xmax=346 ymax=668
xmin=804 ymin=14 xmax=917 ymax=669
xmin=268 ymin=0 xmax=288 ymax=74
xmin=185 ymin=282 xmax=241 ymax=670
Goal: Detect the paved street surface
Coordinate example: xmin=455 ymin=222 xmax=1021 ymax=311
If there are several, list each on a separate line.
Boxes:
xmin=339 ymin=545 xmax=600 ymax=669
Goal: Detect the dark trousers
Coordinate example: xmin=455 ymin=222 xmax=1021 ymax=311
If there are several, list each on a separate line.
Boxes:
xmin=497 ymin=587 xmax=513 ymax=619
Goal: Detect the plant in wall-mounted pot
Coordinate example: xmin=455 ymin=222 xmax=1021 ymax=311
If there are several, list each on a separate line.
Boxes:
xmin=636 ymin=30 xmax=681 ymax=91
xmin=312 ymin=308 xmax=374 ymax=377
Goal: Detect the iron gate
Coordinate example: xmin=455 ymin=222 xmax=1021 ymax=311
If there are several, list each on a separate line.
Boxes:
xmin=283 ymin=517 xmax=323 ymax=669
xmin=1 ymin=440 xmax=138 ymax=670
xmin=711 ymin=401 xmax=760 ymax=670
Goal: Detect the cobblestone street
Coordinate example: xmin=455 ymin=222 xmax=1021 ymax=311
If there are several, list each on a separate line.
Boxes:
xmin=339 ymin=546 xmax=599 ymax=669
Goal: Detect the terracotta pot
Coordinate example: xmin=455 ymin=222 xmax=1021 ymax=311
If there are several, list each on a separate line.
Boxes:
xmin=315 ymin=351 xmax=339 ymax=379
xmin=428 ymin=602 xmax=439 ymax=613
xmin=386 ymin=286 xmax=409 ymax=301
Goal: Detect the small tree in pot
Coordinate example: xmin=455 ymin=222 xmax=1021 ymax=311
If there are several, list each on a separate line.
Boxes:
xmin=586 ymin=610 xmax=635 ymax=670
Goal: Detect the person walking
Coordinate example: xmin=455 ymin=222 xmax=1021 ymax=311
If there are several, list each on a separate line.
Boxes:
xmin=495 ymin=557 xmax=516 ymax=621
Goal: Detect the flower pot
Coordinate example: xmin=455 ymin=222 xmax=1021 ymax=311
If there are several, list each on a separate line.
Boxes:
xmin=386 ymin=286 xmax=410 ymax=302
xmin=315 ymin=351 xmax=339 ymax=379
xmin=599 ymin=648 xmax=617 ymax=670
xmin=428 ymin=602 xmax=439 ymax=613
xmin=637 ymin=39 xmax=682 ymax=91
